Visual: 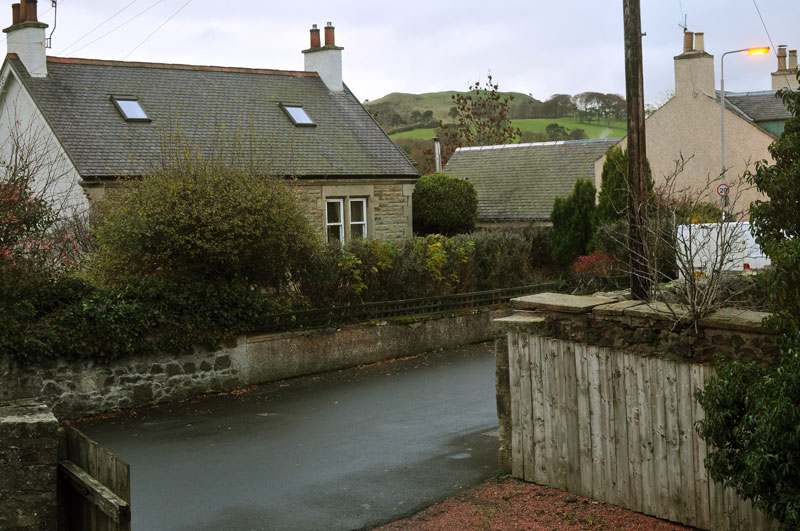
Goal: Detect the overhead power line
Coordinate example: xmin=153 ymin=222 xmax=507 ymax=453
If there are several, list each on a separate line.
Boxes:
xmin=751 ymin=0 xmax=793 ymax=89
xmin=57 ymin=0 xmax=139 ymax=57
xmin=65 ymin=0 xmax=164 ymax=57
xmin=123 ymin=0 xmax=194 ymax=60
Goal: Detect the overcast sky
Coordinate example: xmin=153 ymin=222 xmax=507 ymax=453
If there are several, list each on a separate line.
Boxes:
xmin=19 ymin=0 xmax=799 ymax=104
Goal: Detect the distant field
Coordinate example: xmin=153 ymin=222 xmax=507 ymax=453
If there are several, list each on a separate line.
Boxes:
xmin=389 ymin=118 xmax=627 ymax=141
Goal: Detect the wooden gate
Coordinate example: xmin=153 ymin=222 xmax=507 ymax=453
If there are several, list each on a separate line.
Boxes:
xmin=58 ymin=426 xmax=131 ymax=531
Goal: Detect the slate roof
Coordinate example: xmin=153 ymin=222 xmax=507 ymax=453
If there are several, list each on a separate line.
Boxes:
xmin=719 ymin=89 xmax=794 ymax=122
xmin=5 ymin=55 xmax=418 ymax=179
xmin=444 ymin=138 xmax=619 ymax=222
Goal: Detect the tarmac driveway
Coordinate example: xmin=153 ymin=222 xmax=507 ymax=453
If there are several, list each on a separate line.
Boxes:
xmin=79 ymin=342 xmax=500 ymax=530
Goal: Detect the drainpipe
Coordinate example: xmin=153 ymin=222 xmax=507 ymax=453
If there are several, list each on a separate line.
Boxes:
xmin=433 ymin=136 xmax=442 ymax=173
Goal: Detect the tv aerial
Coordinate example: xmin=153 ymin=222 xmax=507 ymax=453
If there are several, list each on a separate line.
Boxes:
xmin=45 ymin=1 xmax=57 ymax=49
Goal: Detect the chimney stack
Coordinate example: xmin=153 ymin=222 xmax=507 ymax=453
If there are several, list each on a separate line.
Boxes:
xmin=303 ymin=21 xmax=344 ymax=92
xmin=324 ymin=22 xmax=335 ymax=46
xmin=772 ymin=44 xmax=799 ymax=90
xmin=309 ymin=23 xmax=320 ymax=49
xmin=694 ymin=32 xmax=705 ymax=52
xmin=4 ymin=0 xmax=48 ymax=78
xmin=683 ymin=31 xmax=693 ymax=53
xmin=674 ymin=29 xmax=715 ymax=97
xmin=777 ymin=45 xmax=787 ymax=71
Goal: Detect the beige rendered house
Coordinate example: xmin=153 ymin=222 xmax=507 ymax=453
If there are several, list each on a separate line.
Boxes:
xmin=596 ymin=32 xmax=797 ymax=214
xmin=0 ymin=3 xmax=418 ymax=243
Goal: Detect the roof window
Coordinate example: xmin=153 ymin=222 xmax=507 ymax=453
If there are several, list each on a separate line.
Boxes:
xmin=280 ymin=104 xmax=315 ymax=126
xmin=111 ymin=96 xmax=150 ymax=122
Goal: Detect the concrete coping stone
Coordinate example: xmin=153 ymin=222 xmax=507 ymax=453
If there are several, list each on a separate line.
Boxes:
xmin=699 ymin=307 xmax=770 ymax=333
xmin=592 ymin=300 xmax=644 ymax=317
xmin=494 ymin=313 xmax=547 ymax=324
xmin=0 ymin=399 xmax=57 ymax=425
xmin=622 ymin=301 xmax=692 ymax=323
xmin=512 ymin=293 xmax=614 ymax=314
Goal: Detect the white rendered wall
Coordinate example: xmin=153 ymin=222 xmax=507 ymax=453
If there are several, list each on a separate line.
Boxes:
xmin=0 ymin=68 xmax=87 ymax=215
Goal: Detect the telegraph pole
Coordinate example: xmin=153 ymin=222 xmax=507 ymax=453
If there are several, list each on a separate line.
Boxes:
xmin=623 ymin=0 xmax=652 ymax=300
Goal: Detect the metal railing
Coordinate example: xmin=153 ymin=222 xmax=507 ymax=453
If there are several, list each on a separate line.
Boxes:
xmin=259 ymin=282 xmax=560 ymax=333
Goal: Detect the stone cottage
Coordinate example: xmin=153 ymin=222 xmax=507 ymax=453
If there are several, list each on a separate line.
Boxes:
xmin=0 ymin=2 xmax=419 ymax=242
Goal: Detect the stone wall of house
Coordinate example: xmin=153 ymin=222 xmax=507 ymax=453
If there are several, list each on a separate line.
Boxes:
xmin=0 ymin=400 xmax=59 ymax=530
xmin=296 ymin=179 xmax=415 ymax=241
xmin=372 ymin=182 xmax=414 ymax=240
xmin=1 ymin=308 xmax=507 ymax=420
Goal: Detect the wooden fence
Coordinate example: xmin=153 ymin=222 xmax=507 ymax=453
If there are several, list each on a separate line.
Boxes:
xmin=58 ymin=427 xmax=131 ymax=531
xmin=507 ymin=332 xmax=775 ymax=530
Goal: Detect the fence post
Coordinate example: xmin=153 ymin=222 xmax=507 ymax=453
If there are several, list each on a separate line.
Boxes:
xmin=494 ymin=334 xmax=512 ymax=472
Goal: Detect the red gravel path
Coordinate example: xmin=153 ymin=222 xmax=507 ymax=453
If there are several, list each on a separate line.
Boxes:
xmin=376 ymin=477 xmax=694 ymax=531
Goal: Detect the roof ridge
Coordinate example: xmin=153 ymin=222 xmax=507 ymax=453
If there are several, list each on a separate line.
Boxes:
xmin=456 ymin=137 xmax=621 ymax=152
xmin=39 ymin=55 xmax=318 ymax=77
xmin=722 ymin=89 xmax=780 ymax=97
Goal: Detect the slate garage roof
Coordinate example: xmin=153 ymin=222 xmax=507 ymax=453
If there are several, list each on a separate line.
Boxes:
xmin=718 ymin=89 xmax=794 ymax=124
xmin=444 ymin=138 xmax=619 ymax=222
xmin=6 ymin=55 xmax=418 ymax=180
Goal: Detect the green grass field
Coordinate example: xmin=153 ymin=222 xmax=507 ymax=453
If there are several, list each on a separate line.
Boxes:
xmin=389 ymin=117 xmax=627 ymax=141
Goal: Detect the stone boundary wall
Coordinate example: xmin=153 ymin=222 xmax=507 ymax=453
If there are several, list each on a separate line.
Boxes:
xmin=494 ymin=293 xmax=778 ymax=531
xmin=1 ymin=308 xmax=508 ymax=420
xmin=0 ymin=399 xmax=59 ymax=530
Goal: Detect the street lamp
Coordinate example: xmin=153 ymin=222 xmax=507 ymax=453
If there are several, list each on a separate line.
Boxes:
xmin=720 ymin=46 xmax=769 ymax=213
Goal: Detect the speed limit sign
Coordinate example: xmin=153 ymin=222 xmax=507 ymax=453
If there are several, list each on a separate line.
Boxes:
xmin=717 ymin=183 xmax=730 ymax=197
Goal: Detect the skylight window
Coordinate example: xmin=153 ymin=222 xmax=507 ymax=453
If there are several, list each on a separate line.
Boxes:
xmin=280 ymin=104 xmax=315 ymax=126
xmin=111 ymin=96 xmax=150 ymax=122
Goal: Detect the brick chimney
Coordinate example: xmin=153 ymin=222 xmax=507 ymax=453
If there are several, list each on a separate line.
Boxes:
xmin=772 ymin=45 xmax=799 ymax=90
xmin=3 ymin=1 xmax=48 ymax=77
xmin=302 ymin=21 xmax=344 ymax=92
xmin=674 ymin=31 xmax=715 ymax=97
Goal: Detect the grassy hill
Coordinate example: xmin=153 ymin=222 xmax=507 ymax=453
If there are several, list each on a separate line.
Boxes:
xmin=390 ymin=117 xmax=627 ymax=141
xmin=364 ymin=91 xmax=539 ymax=129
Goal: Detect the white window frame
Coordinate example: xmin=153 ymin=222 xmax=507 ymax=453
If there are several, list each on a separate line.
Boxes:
xmin=326 ymin=199 xmax=344 ymax=243
xmin=325 ymin=197 xmax=368 ymax=243
xmin=349 ymin=198 xmax=367 ymax=240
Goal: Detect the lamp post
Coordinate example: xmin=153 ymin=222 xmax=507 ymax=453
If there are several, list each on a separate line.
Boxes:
xmin=720 ymin=46 xmax=769 ymax=214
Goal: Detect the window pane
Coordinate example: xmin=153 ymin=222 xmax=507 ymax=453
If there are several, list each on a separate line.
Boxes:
xmin=327 ymin=201 xmax=341 ymax=223
xmin=283 ymin=105 xmax=314 ymax=125
xmin=115 ymin=99 xmax=148 ymax=120
xmin=350 ymin=199 xmax=365 ymax=223
xmin=351 ymin=224 xmax=364 ymax=239
xmin=327 ymin=225 xmax=342 ymax=241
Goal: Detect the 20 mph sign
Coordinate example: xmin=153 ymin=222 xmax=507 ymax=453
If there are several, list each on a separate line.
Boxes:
xmin=717 ymin=183 xmax=730 ymax=197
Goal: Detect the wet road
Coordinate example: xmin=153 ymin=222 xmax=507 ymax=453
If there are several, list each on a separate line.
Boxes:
xmin=79 ymin=342 xmax=500 ymax=530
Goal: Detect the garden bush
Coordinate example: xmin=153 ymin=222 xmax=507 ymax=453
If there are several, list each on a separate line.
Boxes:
xmin=550 ymin=179 xmax=596 ymax=271
xmin=89 ymin=161 xmax=317 ymax=292
xmin=412 ymin=172 xmax=478 ymax=236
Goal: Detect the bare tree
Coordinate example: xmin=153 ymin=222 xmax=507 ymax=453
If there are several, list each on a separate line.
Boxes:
xmin=595 ymin=155 xmax=758 ymax=329
xmin=0 ymin=108 xmax=90 ymax=269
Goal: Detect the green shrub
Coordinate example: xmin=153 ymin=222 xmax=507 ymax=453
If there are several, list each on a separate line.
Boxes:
xmin=89 ymin=163 xmax=317 ymax=292
xmin=412 ymin=172 xmax=478 ymax=236
xmin=80 ymin=156 xmax=319 ymax=357
xmin=550 ymin=179 xmax=596 ymax=271
xmin=696 ymin=349 xmax=800 ymax=529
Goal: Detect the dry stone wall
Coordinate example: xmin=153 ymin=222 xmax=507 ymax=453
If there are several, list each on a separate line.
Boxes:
xmin=1 ymin=309 xmax=506 ymax=420
xmin=0 ymin=400 xmax=59 ymax=530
